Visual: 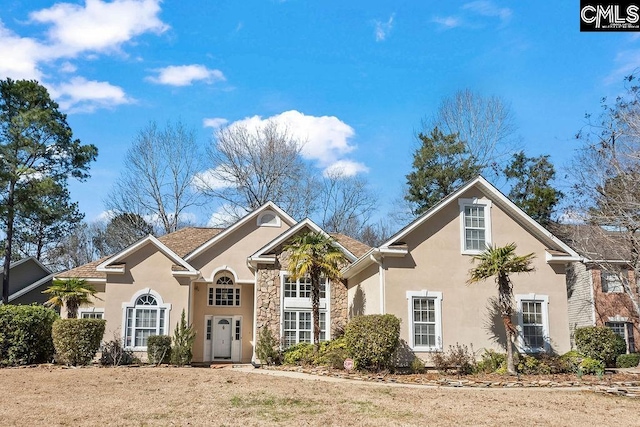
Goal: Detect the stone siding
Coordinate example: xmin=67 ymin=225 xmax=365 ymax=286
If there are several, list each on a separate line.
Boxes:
xmin=330 ymin=279 xmax=348 ymax=336
xmin=256 ymin=264 xmax=282 ymax=342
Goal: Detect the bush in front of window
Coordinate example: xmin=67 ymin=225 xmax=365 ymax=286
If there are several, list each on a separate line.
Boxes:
xmin=616 ymin=352 xmax=640 ymax=368
xmin=559 ymin=350 xmax=583 ymax=373
xmin=256 ymin=326 xmax=281 ymax=365
xmin=99 ymin=334 xmax=136 ymax=366
xmin=578 ymin=357 xmax=604 ymax=375
xmin=0 ymin=304 xmax=58 ymax=366
xmin=283 ymin=343 xmax=315 ymax=365
xmin=474 ymin=349 xmax=506 ymax=374
xmin=432 ymin=343 xmax=476 ymax=376
xmin=315 ymin=337 xmax=349 ymax=369
xmin=171 ymin=309 xmax=195 ymax=366
xmin=52 ymin=318 xmax=105 ymax=366
xmin=575 ymin=326 xmax=626 ymax=367
xmin=344 ymin=314 xmax=400 ymax=372
xmin=147 ymin=335 xmax=172 ymax=365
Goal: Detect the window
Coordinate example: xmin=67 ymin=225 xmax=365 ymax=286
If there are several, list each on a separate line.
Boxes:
xmin=283 ymin=311 xmax=326 ymax=348
xmin=283 ymin=275 xmax=326 ymax=299
xmin=123 ymin=290 xmax=170 ymax=349
xmin=209 ymin=276 xmax=241 ymax=306
xmin=458 ymin=199 xmax=492 ymax=254
xmin=601 ymin=271 xmax=624 ymax=293
xmin=606 ymin=321 xmax=636 ymax=353
xmin=406 ymin=291 xmax=443 ymax=351
xmin=79 ymin=308 xmax=104 ymax=319
xmin=257 ymin=210 xmax=281 ymax=227
xmin=516 ymin=294 xmax=549 ymax=353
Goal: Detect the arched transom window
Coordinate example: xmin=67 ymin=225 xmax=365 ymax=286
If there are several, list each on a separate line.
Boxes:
xmin=208 ymin=275 xmax=241 ymax=306
xmin=124 ymin=291 xmax=169 ymax=349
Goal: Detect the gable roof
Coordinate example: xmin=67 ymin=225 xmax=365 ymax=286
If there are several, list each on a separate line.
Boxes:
xmin=8 ymin=272 xmax=55 ymax=303
xmin=185 ymin=201 xmax=296 ymax=262
xmin=248 ymin=218 xmax=359 ymax=265
xmin=157 ymin=227 xmax=223 ymax=258
xmin=329 ymin=233 xmax=371 ymax=258
xmin=343 ymin=176 xmax=580 ymax=278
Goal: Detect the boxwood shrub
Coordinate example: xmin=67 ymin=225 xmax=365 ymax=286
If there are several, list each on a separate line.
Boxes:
xmin=617 ymin=353 xmax=640 ymax=368
xmin=52 ymin=318 xmax=105 ymax=366
xmin=575 ymin=326 xmax=626 ymax=367
xmin=344 ymin=314 xmax=400 ymax=371
xmin=0 ymin=304 xmax=58 ymax=366
xmin=147 ymin=335 xmax=172 ymax=365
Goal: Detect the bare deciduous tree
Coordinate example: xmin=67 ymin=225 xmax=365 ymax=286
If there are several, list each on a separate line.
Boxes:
xmin=430 ymin=89 xmax=520 ymax=174
xmin=198 ymin=121 xmax=317 ymax=221
xmin=107 ymin=121 xmax=202 ymax=235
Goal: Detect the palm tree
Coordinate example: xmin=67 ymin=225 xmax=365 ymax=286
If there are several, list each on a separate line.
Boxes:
xmin=467 ymin=243 xmax=535 ymax=375
xmin=284 ymin=231 xmax=346 ymax=350
xmin=43 ymin=278 xmax=100 ymax=318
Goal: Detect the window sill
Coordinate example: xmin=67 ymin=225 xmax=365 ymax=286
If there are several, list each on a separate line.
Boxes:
xmin=412 ymin=346 xmax=442 ymax=353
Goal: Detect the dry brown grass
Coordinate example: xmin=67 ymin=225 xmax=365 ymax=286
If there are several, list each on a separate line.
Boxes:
xmin=1 ymin=366 xmax=639 ymax=426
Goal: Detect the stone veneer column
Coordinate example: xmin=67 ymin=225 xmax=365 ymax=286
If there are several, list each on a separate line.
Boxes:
xmin=330 ymin=279 xmax=348 ymax=336
xmin=255 ymin=264 xmax=281 ymax=342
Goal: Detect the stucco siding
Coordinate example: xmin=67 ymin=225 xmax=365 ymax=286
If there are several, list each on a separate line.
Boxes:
xmin=347 ymin=263 xmax=381 ymax=316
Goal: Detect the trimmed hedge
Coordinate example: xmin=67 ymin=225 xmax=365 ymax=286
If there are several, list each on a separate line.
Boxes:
xmin=344 ymin=314 xmax=400 ymax=371
xmin=575 ymin=326 xmax=626 ymax=367
xmin=617 ymin=353 xmax=640 ymax=368
xmin=52 ymin=318 xmax=105 ymax=366
xmin=147 ymin=335 xmax=172 ymax=365
xmin=0 ymin=304 xmax=58 ymax=366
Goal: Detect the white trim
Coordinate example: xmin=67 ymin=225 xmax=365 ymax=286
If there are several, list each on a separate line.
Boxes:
xmin=257 ymin=210 xmax=282 ymax=227
xmin=589 ymin=269 xmax=596 ymax=326
xmin=78 ymin=307 xmax=105 ymax=319
xmin=458 ymin=198 xmax=492 ymax=255
xmin=252 ymin=270 xmax=259 ymax=363
xmin=121 ymin=288 xmax=172 ymax=351
xmin=207 ymin=278 xmax=242 ymax=308
xmin=97 ymin=235 xmax=197 ymax=275
xmin=406 ymin=290 xmax=443 ymax=352
xmin=7 ymin=256 xmax=51 ymax=274
xmin=186 ymin=201 xmax=296 ymax=262
xmin=208 ymin=265 xmax=254 ymax=285
xmin=248 ymin=218 xmax=357 ymax=266
xmin=515 ymin=293 xmax=550 ymax=353
xmin=8 ymin=273 xmax=55 ymax=302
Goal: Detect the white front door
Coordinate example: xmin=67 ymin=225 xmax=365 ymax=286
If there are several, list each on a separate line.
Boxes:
xmin=214 ymin=318 xmax=232 ymax=359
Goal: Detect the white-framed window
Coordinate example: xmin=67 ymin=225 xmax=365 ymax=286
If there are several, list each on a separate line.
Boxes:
xmin=516 ymin=294 xmax=549 ymax=353
xmin=606 ymin=320 xmax=636 ymax=353
xmin=406 ymin=290 xmax=443 ymax=351
xmin=283 ymin=275 xmax=326 ymax=299
xmin=208 ymin=275 xmax=241 ymax=306
xmin=601 ymin=271 xmax=625 ymax=293
xmin=257 ymin=210 xmax=281 ymax=227
xmin=282 ymin=310 xmax=326 ymax=348
xmin=122 ymin=289 xmax=171 ymax=350
xmin=78 ymin=308 xmax=104 ymax=319
xmin=458 ymin=198 xmax=492 ymax=255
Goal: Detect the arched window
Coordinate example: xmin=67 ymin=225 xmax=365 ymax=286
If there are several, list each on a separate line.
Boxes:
xmin=123 ymin=290 xmax=170 ymax=349
xmin=208 ymin=275 xmax=241 ymax=306
xmin=257 ymin=210 xmax=280 ymax=227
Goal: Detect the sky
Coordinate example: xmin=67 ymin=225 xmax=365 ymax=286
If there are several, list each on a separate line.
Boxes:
xmin=1 ymin=0 xmax=637 ymax=227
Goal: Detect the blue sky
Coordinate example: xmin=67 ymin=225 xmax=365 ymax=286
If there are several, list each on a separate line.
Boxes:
xmin=1 ymin=0 xmax=636 ymax=226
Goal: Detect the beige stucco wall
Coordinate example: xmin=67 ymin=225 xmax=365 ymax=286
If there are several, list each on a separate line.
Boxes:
xmin=347 ymin=263 xmax=381 ymax=316
xmin=99 ymin=243 xmax=190 ymax=346
xmin=354 ymin=186 xmax=572 ymax=359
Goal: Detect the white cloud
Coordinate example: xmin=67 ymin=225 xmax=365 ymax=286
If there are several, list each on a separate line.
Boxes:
xmin=605 ymin=49 xmax=640 ymax=85
xmin=203 ymin=117 xmax=229 ymax=129
xmin=207 ymin=204 xmax=243 ymax=227
xmin=49 ymin=77 xmax=133 ymax=113
xmin=59 ymin=61 xmax=77 ymax=73
xmin=147 ymin=65 xmax=226 ymax=86
xmin=432 ymin=16 xmax=462 ymax=29
xmin=229 ymin=110 xmax=357 ymax=169
xmin=374 ymin=14 xmax=395 ymax=42
xmin=192 ymin=167 xmax=237 ymax=191
xmin=462 ymin=1 xmax=512 ymax=22
xmin=323 ymin=160 xmax=369 ymax=177
xmin=30 ymin=0 xmax=168 ymax=57
xmin=0 ymin=22 xmax=45 ymax=80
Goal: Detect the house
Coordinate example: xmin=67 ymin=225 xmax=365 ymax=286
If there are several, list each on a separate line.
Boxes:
xmin=55 ymin=202 xmax=368 ymax=363
xmin=56 ymin=176 xmax=581 ymax=364
xmin=342 ymin=176 xmax=580 ymax=361
xmin=0 ymin=257 xmax=55 ymax=305
xmin=559 ymin=225 xmax=640 ymax=353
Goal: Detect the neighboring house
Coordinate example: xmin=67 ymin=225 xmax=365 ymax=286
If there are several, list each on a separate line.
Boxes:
xmin=560 ymin=226 xmax=640 ymax=353
xmin=0 ymin=257 xmax=55 ymax=306
xmin=342 ymin=176 xmax=581 ymax=362
xmin=55 ymin=202 xmax=368 ymax=363
xmin=56 ymin=176 xmax=584 ymax=365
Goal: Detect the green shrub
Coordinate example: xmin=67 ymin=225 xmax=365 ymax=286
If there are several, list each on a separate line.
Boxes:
xmin=410 ymin=357 xmax=426 ymax=374
xmin=99 ymin=335 xmax=136 ymax=366
xmin=315 ymin=337 xmax=349 ymax=369
xmin=560 ymin=350 xmax=583 ymax=373
xmin=52 ymin=318 xmax=105 ymax=366
xmin=344 ymin=314 xmax=400 ymax=371
xmin=283 ymin=343 xmax=315 ymax=365
xmin=575 ymin=326 xmax=626 ymax=367
xmin=432 ymin=343 xmax=475 ymax=375
xmin=147 ymin=335 xmax=172 ymax=365
xmin=475 ymin=349 xmax=506 ymax=374
xmin=579 ymin=357 xmax=604 ymax=375
xmin=617 ymin=353 xmax=640 ymax=368
xmin=0 ymin=304 xmax=58 ymax=366
xmin=256 ymin=326 xmax=281 ymax=365
xmin=171 ymin=310 xmax=195 ymax=366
